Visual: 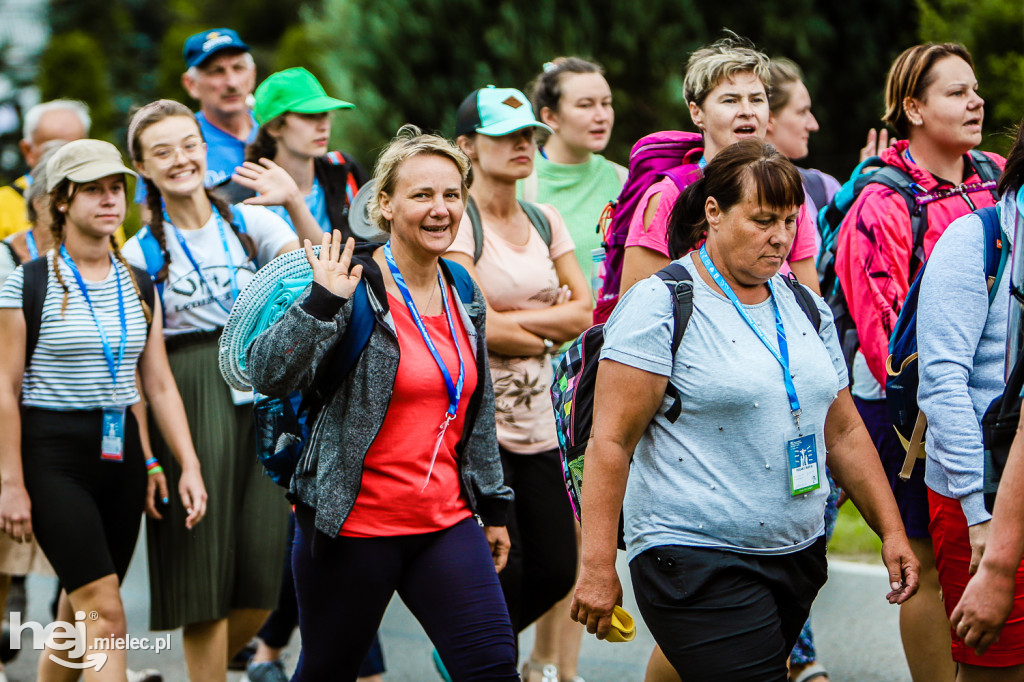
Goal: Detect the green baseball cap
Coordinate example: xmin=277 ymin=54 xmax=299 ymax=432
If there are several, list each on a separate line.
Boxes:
xmin=455 ymin=86 xmax=552 ymax=137
xmin=253 ymin=68 xmax=354 ymax=124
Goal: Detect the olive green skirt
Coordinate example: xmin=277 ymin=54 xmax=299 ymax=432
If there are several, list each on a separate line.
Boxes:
xmin=146 ymin=335 xmax=290 ymax=631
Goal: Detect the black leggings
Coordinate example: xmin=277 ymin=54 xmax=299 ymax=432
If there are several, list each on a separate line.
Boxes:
xmin=21 ymin=408 xmax=147 ymax=593
xmin=291 ymin=509 xmax=518 ymax=681
xmin=257 ymin=513 xmax=386 ymax=676
xmin=498 ymin=447 xmax=578 ymax=634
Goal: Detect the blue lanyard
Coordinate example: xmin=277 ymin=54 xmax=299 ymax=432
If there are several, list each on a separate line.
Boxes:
xmin=60 ymin=245 xmax=127 ymax=402
xmin=26 ymin=232 xmax=38 ymax=260
xmin=698 ymin=156 xmax=708 ymax=169
xmin=383 ymin=241 xmax=465 ymax=418
xmin=164 ymin=208 xmax=241 ymax=315
xmin=699 ymin=245 xmax=802 ymax=429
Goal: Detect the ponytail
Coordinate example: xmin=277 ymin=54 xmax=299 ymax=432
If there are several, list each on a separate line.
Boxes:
xmin=667 ymin=177 xmax=709 ymax=259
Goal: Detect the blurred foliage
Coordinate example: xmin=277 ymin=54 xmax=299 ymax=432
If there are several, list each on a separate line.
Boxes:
xmin=29 ymin=0 xmax=1024 ymax=181
xmin=306 ymin=0 xmax=918 ymax=178
xmin=917 ymin=0 xmax=1024 ymax=156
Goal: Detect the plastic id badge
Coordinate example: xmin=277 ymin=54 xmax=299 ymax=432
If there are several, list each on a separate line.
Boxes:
xmin=787 ymin=431 xmax=820 ymax=496
xmin=101 ymin=406 xmax=126 ymax=462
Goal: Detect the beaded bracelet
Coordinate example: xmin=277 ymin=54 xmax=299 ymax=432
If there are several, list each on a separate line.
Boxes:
xmin=145 ymin=457 xmax=164 ymax=476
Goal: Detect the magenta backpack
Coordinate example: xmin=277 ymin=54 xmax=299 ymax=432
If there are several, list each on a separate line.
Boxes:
xmin=594 ymin=131 xmax=703 ymax=324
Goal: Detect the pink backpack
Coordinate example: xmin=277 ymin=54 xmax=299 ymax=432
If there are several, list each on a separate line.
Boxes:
xmin=594 ymin=131 xmax=703 ymax=324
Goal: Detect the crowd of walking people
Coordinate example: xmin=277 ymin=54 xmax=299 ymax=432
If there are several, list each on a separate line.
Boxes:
xmin=1 ymin=22 xmax=1024 ymax=682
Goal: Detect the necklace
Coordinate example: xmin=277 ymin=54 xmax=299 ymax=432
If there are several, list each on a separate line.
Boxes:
xmin=421 ymin=279 xmax=439 ymax=314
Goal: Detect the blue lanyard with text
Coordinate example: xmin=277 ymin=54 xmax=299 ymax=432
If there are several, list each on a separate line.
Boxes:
xmin=383 ymin=241 xmax=466 ymax=489
xmin=164 ymin=208 xmax=241 ymax=315
xmin=60 ymin=245 xmax=127 ymax=402
xmin=383 ymin=241 xmax=465 ymax=416
xmin=699 ymin=245 xmax=803 ymax=431
xmin=26 ymin=232 xmax=38 ymax=260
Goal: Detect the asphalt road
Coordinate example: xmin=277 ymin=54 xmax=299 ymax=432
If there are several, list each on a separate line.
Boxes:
xmin=1 ymin=530 xmax=913 ymax=682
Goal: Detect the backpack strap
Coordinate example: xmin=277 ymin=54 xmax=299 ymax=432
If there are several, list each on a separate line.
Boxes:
xmin=302 ymin=280 xmax=376 ymax=420
xmin=467 ymin=196 xmax=553 ymax=264
xmin=128 ymin=264 xmax=156 ymax=319
xmin=654 ymin=262 xmax=694 ymax=423
xmin=439 ymin=257 xmax=475 ymax=304
xmin=136 ymin=226 xmax=166 ymax=301
xmin=969 ymin=150 xmax=1002 ymax=200
xmin=977 ymin=206 xmax=1008 ymax=305
xmin=467 ymin=196 xmax=485 ymax=264
xmin=21 ymin=256 xmax=49 ymax=368
xmin=868 ymin=165 xmax=928 ymax=267
xmin=798 ymin=167 xmax=828 ymax=210
xmin=519 ymin=201 xmax=552 ymax=247
xmin=782 ymin=274 xmax=822 ymax=332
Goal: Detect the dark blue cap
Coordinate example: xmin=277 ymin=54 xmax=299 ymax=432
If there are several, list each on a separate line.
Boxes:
xmin=183 ymin=28 xmax=250 ymax=69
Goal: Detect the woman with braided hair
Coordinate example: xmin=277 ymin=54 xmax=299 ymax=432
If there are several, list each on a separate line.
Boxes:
xmin=121 ymin=100 xmax=302 ymax=681
xmin=0 ymin=138 xmax=207 ymax=680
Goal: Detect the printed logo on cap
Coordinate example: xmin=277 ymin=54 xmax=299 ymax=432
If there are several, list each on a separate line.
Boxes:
xmin=203 ymin=32 xmax=234 ymax=52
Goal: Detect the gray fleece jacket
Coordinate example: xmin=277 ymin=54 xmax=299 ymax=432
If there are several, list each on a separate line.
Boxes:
xmin=246 ymin=248 xmax=513 ymax=537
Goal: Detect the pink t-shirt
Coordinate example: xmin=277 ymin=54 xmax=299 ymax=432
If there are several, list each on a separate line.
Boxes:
xmin=623 ymin=176 xmax=818 ymax=271
xmin=447 ymin=203 xmax=575 ymax=454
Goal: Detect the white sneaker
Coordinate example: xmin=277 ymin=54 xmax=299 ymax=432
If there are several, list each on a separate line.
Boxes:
xmin=126 ymin=669 xmax=163 ymax=682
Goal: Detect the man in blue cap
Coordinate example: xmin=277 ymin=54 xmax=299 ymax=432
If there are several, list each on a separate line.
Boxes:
xmin=135 ymin=29 xmax=258 ymax=212
xmin=181 ymin=28 xmax=258 ymax=187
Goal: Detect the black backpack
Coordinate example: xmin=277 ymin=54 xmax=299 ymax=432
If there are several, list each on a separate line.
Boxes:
xmin=551 ymin=262 xmax=820 ymax=546
xmin=815 ymin=150 xmax=1001 ymax=372
xmin=983 ymin=348 xmax=1024 ymax=513
xmin=21 ymin=256 xmax=155 ymax=367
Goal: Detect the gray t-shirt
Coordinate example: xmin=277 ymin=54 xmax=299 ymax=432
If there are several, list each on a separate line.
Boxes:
xmin=602 ymin=255 xmax=849 ymax=560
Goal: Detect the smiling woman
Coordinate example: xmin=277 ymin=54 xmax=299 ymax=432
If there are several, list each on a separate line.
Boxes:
xmin=246 ymin=125 xmax=520 ymax=681
xmin=0 ymin=139 xmax=206 ymax=680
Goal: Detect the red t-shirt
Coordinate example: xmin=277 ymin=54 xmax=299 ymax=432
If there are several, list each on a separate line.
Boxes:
xmin=339 ymin=286 xmax=477 ymax=537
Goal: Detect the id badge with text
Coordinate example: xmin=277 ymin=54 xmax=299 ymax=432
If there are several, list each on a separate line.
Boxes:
xmin=787 ymin=429 xmax=820 ymax=496
xmin=101 ymin=406 xmax=126 ymax=462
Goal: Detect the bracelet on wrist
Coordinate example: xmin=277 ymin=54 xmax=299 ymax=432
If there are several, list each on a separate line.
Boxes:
xmin=146 ymin=458 xmax=164 ymax=476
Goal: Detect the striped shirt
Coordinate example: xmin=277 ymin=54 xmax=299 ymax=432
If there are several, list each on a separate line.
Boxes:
xmin=0 ymin=255 xmax=149 ymax=410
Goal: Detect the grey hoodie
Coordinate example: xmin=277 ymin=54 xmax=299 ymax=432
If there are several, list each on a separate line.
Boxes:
xmin=247 ymin=250 xmax=513 ymax=537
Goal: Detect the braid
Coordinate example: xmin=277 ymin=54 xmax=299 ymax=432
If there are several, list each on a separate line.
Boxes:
xmin=110 ymin=236 xmax=152 ymax=325
xmin=48 ymin=184 xmax=70 ymax=318
xmin=144 ymin=178 xmax=171 ymax=283
xmin=207 ymin=188 xmax=258 ymax=262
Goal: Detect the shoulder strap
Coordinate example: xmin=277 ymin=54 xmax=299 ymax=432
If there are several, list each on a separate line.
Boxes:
xmin=136 ymin=226 xmax=165 ymax=301
xmin=654 ymin=262 xmax=694 ymax=354
xmin=128 ymin=264 xmax=156 ymax=313
xmin=977 ymin=206 xmax=1008 ymax=306
xmin=969 ymin=150 xmax=1002 ymax=194
xmin=798 ymin=167 xmax=828 ymax=210
xmin=466 ymin=196 xmax=484 ymax=264
xmin=653 ymin=261 xmax=693 ymax=423
xmin=304 ymin=280 xmax=376 ymax=417
xmin=869 ymin=165 xmax=928 ymax=266
xmin=519 ymin=201 xmax=552 ymax=247
xmin=229 ymin=204 xmax=248 ymax=235
xmin=22 ymin=256 xmax=49 ymax=367
xmin=783 ymin=274 xmax=822 ymax=331
xmin=439 ymin=258 xmax=475 ymax=303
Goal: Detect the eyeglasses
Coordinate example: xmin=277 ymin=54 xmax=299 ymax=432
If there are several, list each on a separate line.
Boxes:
xmin=146 ymin=139 xmax=204 ymax=165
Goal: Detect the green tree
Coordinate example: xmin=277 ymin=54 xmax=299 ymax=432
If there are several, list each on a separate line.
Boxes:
xmin=37 ymin=31 xmax=116 ymax=140
xmin=917 ymin=0 xmax=1024 ymax=155
xmin=306 ymin=0 xmax=918 ymax=178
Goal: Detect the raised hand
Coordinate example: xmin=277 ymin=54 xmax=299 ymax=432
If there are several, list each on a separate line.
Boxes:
xmin=306 ymin=230 xmax=363 ymax=300
xmin=860 ymin=128 xmax=891 ymax=163
xmin=233 ymin=158 xmax=303 ymax=207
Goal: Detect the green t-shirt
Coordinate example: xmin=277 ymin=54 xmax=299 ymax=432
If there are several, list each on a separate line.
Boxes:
xmin=518 ymin=151 xmax=626 ymax=283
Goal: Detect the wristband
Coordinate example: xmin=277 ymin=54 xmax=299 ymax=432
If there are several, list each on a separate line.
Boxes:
xmin=146 ymin=457 xmax=164 ymax=476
